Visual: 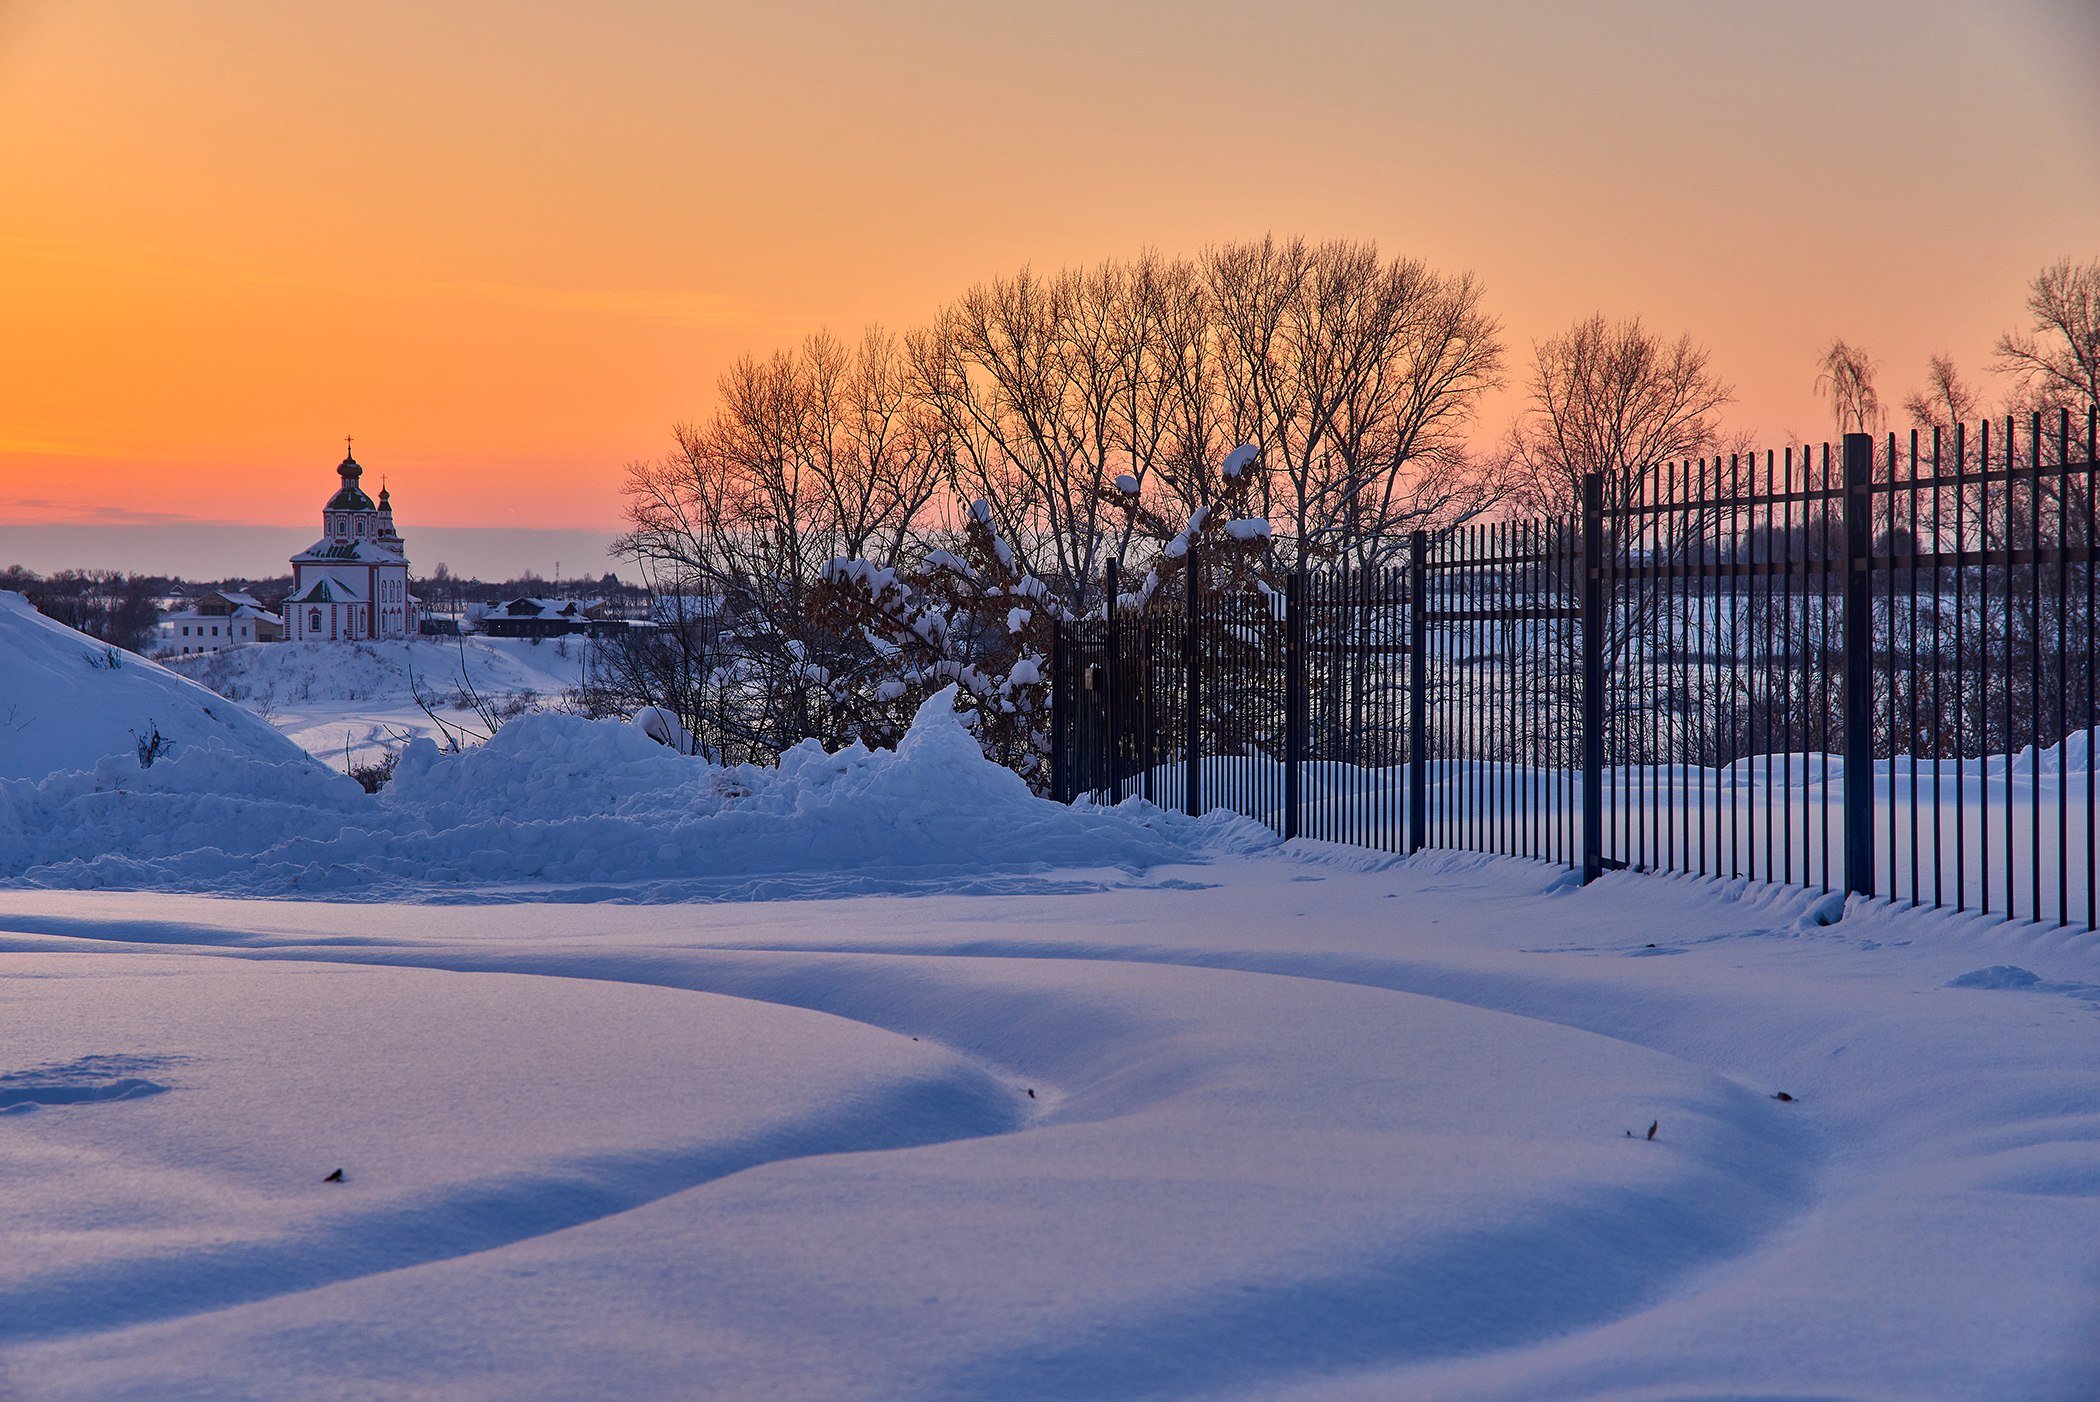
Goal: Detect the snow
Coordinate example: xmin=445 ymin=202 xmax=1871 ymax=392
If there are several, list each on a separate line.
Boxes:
xmin=628 ymin=705 xmax=696 ymax=755
xmin=1164 ymin=505 xmax=1209 ymax=560
xmin=0 ymin=592 xmax=323 ymax=782
xmin=1221 ymin=442 xmax=1258 ymax=478
xmin=0 ymin=688 xmax=1259 ymax=898
xmin=1114 ymin=473 xmax=1141 ymax=494
xmin=921 ymin=548 xmax=975 ymax=580
xmin=1 ymin=595 xmax=2096 ymax=1397
xmin=162 ymin=634 xmax=585 ymax=770
xmin=0 ymin=851 xmax=2094 ymax=1398
xmin=1224 ymin=516 xmax=1273 ymax=542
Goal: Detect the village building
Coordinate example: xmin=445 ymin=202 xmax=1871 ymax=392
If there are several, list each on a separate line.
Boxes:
xmin=474 ymin=596 xmax=612 ymax=639
xmin=155 ymin=589 xmax=286 ymax=655
xmin=284 ymin=444 xmax=419 ymax=642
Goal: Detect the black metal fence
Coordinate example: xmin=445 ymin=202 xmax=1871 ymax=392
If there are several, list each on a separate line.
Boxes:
xmin=1052 ymin=410 xmax=2100 ymax=930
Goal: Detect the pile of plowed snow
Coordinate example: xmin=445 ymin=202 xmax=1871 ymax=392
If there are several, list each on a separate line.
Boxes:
xmin=0 ymin=688 xmax=1267 ymax=897
xmin=0 ymin=592 xmax=327 ymax=782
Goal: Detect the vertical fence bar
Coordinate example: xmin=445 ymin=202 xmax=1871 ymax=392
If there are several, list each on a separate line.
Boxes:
xmin=2049 ymin=409 xmax=2072 ymax=926
xmin=1103 ymin=558 xmax=1121 ymax=804
xmin=2002 ymin=416 xmax=2014 ymax=918
xmin=1183 ymin=543 xmax=1201 ymax=818
xmin=1948 ymin=421 xmax=1965 ymax=915
xmin=1843 ymin=432 xmax=1877 ymax=899
xmin=2088 ymin=405 xmax=2098 ymax=931
xmin=1284 ymin=570 xmax=1305 ymax=840
xmin=1050 ymin=618 xmax=1069 ymax=803
xmin=1930 ymin=427 xmax=1944 ymax=910
xmin=1581 ymin=472 xmax=1605 ymax=884
xmin=2029 ymin=412 xmax=2043 ymax=922
xmin=1782 ymin=447 xmax=1796 ymax=887
xmin=1908 ymin=430 xmax=1920 ymax=906
xmin=1885 ymin=432 xmax=1897 ymax=903
xmin=1408 ymin=532 xmax=1428 ymax=853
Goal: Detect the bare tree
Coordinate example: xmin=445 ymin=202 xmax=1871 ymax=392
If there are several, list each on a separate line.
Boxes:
xmin=1815 ymin=338 xmax=1884 ymax=437
xmin=1902 ymin=353 xmax=1984 ymax=429
xmin=1204 ymin=237 xmax=1503 ymax=568
xmin=1504 ymin=314 xmax=1733 ymax=516
xmin=1994 ymin=257 xmax=2100 ymax=414
xmin=618 ymin=237 xmax=1510 ymax=773
xmin=617 ymin=328 xmax=951 ymax=761
xmin=914 ymin=266 xmax=1122 ymax=608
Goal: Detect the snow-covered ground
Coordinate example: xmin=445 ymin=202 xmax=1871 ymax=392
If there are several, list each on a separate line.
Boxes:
xmin=0 ymin=691 xmax=1257 ymax=897
xmin=4 ymin=605 xmax=2096 ymax=1398
xmin=163 ymin=634 xmax=587 ymax=770
xmin=0 ymin=592 xmax=323 ymax=781
xmin=3 ymin=851 xmax=2097 ymax=1396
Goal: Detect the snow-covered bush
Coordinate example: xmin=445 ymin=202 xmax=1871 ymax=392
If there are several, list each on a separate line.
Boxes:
xmin=810 ymin=501 xmax=1069 ymax=787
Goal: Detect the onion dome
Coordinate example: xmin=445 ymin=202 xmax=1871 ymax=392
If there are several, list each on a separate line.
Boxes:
xmin=325 ymin=441 xmax=376 ymax=511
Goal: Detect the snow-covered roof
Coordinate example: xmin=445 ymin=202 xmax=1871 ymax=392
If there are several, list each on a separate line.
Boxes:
xmin=483 ymin=597 xmax=600 ymax=620
xmin=161 ymin=603 xmax=283 ymax=627
xmin=292 ymin=538 xmax=409 ymax=565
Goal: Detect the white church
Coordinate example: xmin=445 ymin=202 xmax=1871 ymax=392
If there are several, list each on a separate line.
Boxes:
xmin=285 ymin=443 xmax=420 ymax=642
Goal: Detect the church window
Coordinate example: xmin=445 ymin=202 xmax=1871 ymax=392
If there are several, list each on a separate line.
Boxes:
xmin=309 ymin=608 xmax=322 ymax=633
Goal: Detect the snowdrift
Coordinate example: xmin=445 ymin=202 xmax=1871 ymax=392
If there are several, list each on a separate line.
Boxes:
xmin=0 ymin=592 xmax=326 ymax=782
xmin=0 ymin=688 xmax=1265 ymax=897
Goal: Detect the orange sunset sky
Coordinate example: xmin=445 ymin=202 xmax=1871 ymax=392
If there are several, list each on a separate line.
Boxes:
xmin=3 ymin=0 xmax=2098 ymax=577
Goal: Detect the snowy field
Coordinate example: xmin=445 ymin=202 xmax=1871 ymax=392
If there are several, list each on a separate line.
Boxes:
xmin=3 ymin=601 xmax=2097 ymax=1398
xmin=163 ymin=634 xmax=587 ymax=770
xmin=4 ymin=854 xmax=2098 ymax=1396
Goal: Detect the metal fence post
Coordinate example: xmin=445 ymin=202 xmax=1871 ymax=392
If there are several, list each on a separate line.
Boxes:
xmin=1842 ymin=431 xmax=1876 ymax=899
xmin=1103 ymin=558 xmax=1121 ymax=804
xmin=1284 ymin=569 xmax=1305 ymax=839
xmin=1580 ymin=472 xmax=1605 ymax=884
xmin=1407 ymin=530 xmax=1429 ymax=853
xmin=1184 ymin=542 xmax=1202 ymax=817
xmin=1050 ymin=617 xmax=1068 ymax=803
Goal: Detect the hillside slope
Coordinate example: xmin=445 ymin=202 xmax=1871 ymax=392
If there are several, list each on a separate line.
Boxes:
xmin=0 ymin=592 xmax=324 ymax=782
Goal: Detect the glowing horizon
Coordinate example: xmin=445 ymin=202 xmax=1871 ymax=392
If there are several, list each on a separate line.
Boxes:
xmin=3 ymin=0 xmax=2096 ymax=540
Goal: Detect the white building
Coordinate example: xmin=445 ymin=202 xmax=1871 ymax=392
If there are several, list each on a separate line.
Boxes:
xmin=284 ymin=445 xmax=419 ymax=642
xmin=156 ymin=590 xmax=286 ymax=656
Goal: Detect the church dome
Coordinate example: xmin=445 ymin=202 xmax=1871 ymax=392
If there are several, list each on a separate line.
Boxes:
xmin=326 ymin=448 xmax=376 ymax=511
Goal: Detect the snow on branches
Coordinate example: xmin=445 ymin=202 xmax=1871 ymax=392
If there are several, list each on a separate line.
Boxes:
xmin=809 ymin=445 xmax=1274 ymax=791
xmin=1095 ymin=443 xmax=1276 ymax=613
xmin=811 ymin=500 xmax=1071 ymax=787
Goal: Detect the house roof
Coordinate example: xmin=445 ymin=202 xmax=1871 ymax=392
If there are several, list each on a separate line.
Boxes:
xmin=483 ymin=597 xmax=599 ymax=620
